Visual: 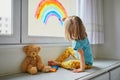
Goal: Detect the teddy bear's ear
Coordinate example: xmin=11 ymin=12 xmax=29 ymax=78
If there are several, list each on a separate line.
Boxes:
xmin=23 ymin=46 xmax=28 ymax=52
xmin=37 ymin=47 xmax=41 ymax=52
xmin=62 ymin=17 xmax=66 ymax=21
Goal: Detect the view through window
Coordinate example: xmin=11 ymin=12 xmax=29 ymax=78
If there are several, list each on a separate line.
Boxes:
xmin=0 ymin=0 xmax=12 ymax=35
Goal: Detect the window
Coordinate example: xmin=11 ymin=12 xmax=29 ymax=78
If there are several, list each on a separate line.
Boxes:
xmin=0 ymin=0 xmax=20 ymax=44
xmin=22 ymin=0 xmax=78 ymax=44
xmin=0 ymin=0 xmax=11 ymax=35
xmin=0 ymin=0 xmax=103 ymax=45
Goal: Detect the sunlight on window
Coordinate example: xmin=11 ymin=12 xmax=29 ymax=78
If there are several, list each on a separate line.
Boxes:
xmin=0 ymin=0 xmax=12 ymax=35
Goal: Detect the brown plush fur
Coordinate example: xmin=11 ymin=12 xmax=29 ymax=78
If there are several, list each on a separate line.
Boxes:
xmin=21 ymin=45 xmax=51 ymax=74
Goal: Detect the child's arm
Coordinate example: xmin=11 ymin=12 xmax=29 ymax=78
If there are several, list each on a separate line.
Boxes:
xmin=72 ymin=49 xmax=85 ymax=73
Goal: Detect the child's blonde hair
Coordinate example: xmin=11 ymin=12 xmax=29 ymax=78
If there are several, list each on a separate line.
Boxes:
xmin=62 ymin=16 xmax=87 ymax=41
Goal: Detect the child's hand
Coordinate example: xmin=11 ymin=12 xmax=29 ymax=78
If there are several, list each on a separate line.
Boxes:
xmin=72 ymin=68 xmax=84 ymax=73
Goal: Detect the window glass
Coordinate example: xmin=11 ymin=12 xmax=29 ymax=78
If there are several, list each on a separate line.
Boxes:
xmin=0 ymin=0 xmax=12 ymax=35
xmin=28 ymin=0 xmax=77 ymax=37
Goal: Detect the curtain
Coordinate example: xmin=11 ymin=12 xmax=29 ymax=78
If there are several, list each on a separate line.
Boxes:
xmin=78 ymin=0 xmax=104 ymax=44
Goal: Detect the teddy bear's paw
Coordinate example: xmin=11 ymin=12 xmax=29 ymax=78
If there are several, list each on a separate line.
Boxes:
xmin=29 ymin=67 xmax=38 ymax=75
xmin=42 ymin=66 xmax=52 ymax=72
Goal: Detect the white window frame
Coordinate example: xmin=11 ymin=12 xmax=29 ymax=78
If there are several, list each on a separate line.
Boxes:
xmin=0 ymin=0 xmax=20 ymax=44
xmin=22 ymin=0 xmax=79 ymax=44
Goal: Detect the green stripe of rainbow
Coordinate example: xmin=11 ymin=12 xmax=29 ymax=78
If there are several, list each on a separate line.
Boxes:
xmin=35 ymin=0 xmax=67 ymax=25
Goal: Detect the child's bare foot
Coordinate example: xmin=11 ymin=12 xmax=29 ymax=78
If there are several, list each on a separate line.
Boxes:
xmin=48 ymin=60 xmax=60 ymax=66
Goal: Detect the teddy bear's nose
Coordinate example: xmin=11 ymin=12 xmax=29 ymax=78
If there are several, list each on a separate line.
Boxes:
xmin=32 ymin=52 xmax=36 ymax=55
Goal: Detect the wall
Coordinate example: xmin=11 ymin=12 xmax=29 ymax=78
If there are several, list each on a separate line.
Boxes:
xmin=95 ymin=0 xmax=120 ymax=59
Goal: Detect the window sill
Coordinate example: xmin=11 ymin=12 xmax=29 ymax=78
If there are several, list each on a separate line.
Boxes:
xmin=0 ymin=59 xmax=120 ymax=80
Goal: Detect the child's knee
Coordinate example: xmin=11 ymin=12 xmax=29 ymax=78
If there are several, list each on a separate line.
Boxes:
xmin=56 ymin=47 xmax=76 ymax=62
xmin=66 ymin=47 xmax=77 ymax=59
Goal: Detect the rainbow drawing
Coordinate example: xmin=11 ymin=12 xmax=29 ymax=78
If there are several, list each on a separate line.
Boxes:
xmin=35 ymin=0 xmax=67 ymax=25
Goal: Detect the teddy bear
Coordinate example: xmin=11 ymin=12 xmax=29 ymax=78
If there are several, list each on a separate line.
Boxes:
xmin=21 ymin=45 xmax=52 ymax=74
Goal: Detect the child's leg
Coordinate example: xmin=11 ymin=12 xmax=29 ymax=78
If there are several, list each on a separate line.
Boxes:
xmin=56 ymin=47 xmax=77 ymax=62
xmin=48 ymin=60 xmax=61 ymax=66
xmin=85 ymin=64 xmax=92 ymax=69
xmin=61 ymin=60 xmax=92 ymax=70
xmin=61 ymin=60 xmax=80 ymax=69
xmin=48 ymin=47 xmax=76 ymax=66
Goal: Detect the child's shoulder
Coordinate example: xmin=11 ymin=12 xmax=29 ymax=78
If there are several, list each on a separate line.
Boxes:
xmin=76 ymin=37 xmax=88 ymax=42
